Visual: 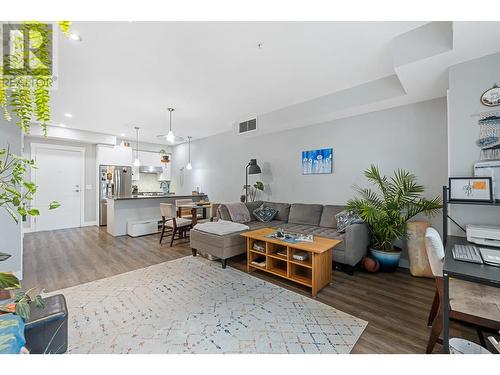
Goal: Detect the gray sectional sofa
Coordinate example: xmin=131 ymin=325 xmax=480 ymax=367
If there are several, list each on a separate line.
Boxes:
xmin=190 ymin=201 xmax=370 ymax=273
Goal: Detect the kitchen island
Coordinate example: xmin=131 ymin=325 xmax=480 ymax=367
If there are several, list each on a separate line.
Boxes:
xmin=106 ymin=194 xmax=208 ymax=237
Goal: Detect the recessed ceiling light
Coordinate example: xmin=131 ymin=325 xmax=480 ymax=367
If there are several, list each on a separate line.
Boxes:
xmin=69 ymin=32 xmax=82 ymax=42
xmin=120 ymin=133 xmax=126 ymax=137
xmin=64 ymin=113 xmax=73 ymax=118
xmin=59 ymin=123 xmax=66 ymax=127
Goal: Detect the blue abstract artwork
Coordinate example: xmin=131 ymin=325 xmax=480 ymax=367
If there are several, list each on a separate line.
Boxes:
xmin=302 ymin=148 xmax=334 ymax=174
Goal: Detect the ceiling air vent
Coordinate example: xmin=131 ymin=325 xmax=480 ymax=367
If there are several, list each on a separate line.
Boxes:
xmin=238 ymin=118 xmax=257 ymax=135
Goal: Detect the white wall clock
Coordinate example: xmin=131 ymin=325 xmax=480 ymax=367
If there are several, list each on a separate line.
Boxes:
xmin=481 ymin=85 xmax=500 ymax=107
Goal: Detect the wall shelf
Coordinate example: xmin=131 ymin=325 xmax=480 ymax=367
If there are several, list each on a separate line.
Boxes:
xmin=442 ymin=185 xmax=500 ymax=246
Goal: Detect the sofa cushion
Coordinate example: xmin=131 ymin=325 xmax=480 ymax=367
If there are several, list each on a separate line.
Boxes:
xmin=253 ymin=206 xmax=278 ymax=222
xmin=248 ymin=220 xmax=285 ymax=231
xmin=262 ymin=202 xmax=291 ymax=222
xmin=319 ymin=205 xmax=345 ymax=228
xmin=281 ymin=223 xmax=318 ymax=234
xmin=288 ymin=203 xmax=323 ymax=226
xmin=311 ymin=227 xmax=346 ymax=240
xmin=245 ymin=200 xmax=263 ymax=220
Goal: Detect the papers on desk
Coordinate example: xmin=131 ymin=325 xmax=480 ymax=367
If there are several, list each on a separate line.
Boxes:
xmin=480 ymin=248 xmax=500 ymax=267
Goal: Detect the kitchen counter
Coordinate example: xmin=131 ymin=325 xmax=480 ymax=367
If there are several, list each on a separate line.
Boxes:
xmin=106 ymin=194 xmax=209 ymax=237
xmin=111 ymin=194 xmax=207 ymax=201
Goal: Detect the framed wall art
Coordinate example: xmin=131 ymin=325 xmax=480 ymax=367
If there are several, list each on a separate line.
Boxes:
xmin=301 ymin=148 xmax=333 ymax=174
xmin=448 ymin=177 xmax=493 ymax=202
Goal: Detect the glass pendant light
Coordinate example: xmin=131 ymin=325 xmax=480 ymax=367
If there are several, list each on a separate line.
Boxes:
xmin=186 ymin=136 xmax=193 ymax=170
xmin=133 ymin=126 xmax=141 ymax=167
xmin=166 ymin=108 xmax=175 ymax=143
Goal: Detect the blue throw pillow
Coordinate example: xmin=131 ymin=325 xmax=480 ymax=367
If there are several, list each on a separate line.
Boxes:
xmin=335 ymin=210 xmax=364 ymax=233
xmin=253 ymin=206 xmax=278 ymax=223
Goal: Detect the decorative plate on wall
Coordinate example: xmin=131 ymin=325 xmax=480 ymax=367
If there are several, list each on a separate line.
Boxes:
xmin=480 ymin=85 xmax=500 ymax=107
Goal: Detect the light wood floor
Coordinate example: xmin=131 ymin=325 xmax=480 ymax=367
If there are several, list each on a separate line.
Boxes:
xmin=22 ymin=226 xmax=478 ymax=354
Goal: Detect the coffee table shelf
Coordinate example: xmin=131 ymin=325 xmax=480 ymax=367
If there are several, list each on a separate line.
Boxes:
xmin=267 ymin=253 xmax=288 ymax=261
xmin=241 ymin=228 xmax=342 ymax=297
xmin=288 ymin=258 xmax=312 ymax=268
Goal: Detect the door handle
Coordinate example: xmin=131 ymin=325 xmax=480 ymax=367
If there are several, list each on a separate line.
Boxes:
xmin=74 ymin=189 xmax=80 ymax=192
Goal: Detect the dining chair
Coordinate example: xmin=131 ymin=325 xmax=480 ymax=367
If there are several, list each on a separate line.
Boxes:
xmin=175 ymin=198 xmax=203 ymax=220
xmin=424 ymin=227 xmax=500 ymax=353
xmin=159 ymin=203 xmax=193 ymax=247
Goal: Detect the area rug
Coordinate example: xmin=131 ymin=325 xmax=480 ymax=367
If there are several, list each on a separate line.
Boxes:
xmin=50 ymin=256 xmax=367 ymax=354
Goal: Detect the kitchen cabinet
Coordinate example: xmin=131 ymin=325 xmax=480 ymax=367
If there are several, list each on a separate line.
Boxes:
xmin=158 ymin=163 xmax=171 ymax=181
xmin=132 ymin=166 xmax=140 ymax=181
xmin=96 ymin=145 xmax=133 ymax=166
xmin=137 ymin=150 xmax=161 ymax=167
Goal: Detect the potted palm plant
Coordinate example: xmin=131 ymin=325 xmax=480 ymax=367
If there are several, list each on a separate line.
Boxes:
xmin=347 ymin=165 xmax=442 ymax=272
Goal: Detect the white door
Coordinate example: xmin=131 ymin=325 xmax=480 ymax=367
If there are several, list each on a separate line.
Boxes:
xmin=33 ymin=145 xmax=84 ymax=231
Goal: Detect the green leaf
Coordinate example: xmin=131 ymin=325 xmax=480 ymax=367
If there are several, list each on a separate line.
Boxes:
xmin=15 ymin=301 xmax=30 ymax=320
xmin=0 ymin=252 xmax=11 ymax=262
xmin=27 ymin=208 xmax=40 ymax=216
xmin=0 ymin=272 xmax=21 ymax=289
xmin=35 ymin=294 xmax=44 ymax=308
xmin=49 ymin=201 xmax=60 ymax=210
xmin=23 ymin=181 xmax=36 ymax=193
xmin=17 ymin=207 xmax=26 ymax=217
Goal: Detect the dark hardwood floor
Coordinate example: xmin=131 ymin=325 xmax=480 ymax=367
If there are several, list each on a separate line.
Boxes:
xmin=22 ymin=226 xmax=477 ymax=354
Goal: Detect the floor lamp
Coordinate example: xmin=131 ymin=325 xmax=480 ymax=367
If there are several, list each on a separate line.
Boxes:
xmin=245 ymin=159 xmax=262 ymax=202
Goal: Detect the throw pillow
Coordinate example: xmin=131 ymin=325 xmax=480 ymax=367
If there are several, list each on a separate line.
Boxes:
xmin=335 ymin=210 xmax=364 ymax=233
xmin=253 ymin=206 xmax=278 ymax=222
xmin=216 ymin=205 xmax=232 ymax=221
xmin=224 ymin=202 xmax=252 ymax=223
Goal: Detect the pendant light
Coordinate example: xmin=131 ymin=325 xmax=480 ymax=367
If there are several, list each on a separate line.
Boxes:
xmin=133 ymin=126 xmax=141 ymax=167
xmin=186 ymin=136 xmax=193 ymax=170
xmin=166 ymin=108 xmax=175 ymax=143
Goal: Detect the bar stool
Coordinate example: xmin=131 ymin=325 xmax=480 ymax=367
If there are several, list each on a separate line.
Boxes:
xmin=159 ymin=203 xmax=193 ymax=247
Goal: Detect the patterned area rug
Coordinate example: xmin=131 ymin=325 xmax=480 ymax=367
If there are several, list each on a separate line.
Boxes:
xmin=52 ymin=256 xmax=367 ymax=353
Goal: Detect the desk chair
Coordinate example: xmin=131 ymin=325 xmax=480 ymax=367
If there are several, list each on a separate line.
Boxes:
xmin=424 ymin=227 xmax=500 ymax=353
xmin=159 ymin=203 xmax=192 ymax=247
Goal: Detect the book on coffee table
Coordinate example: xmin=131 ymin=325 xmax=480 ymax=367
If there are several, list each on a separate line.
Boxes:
xmin=250 ymin=257 xmax=266 ymax=268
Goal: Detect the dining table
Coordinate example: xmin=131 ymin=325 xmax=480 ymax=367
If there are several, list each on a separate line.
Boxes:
xmin=176 ymin=202 xmax=212 ymax=225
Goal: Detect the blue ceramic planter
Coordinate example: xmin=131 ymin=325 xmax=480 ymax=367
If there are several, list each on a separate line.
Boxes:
xmin=370 ymin=248 xmax=402 ymax=272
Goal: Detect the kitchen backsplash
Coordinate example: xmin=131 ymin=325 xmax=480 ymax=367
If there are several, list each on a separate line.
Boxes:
xmin=137 ymin=173 xmax=161 ymax=192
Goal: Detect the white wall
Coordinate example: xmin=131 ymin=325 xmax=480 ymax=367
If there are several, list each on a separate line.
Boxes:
xmin=172 ymin=97 xmax=447 ymax=227
xmin=448 ymin=52 xmax=500 ymax=235
xmin=0 ymin=119 xmax=23 ymax=277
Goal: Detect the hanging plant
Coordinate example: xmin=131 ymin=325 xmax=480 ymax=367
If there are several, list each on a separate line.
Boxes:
xmin=0 ymin=21 xmax=72 ymax=135
xmin=159 ymin=149 xmax=170 ymax=163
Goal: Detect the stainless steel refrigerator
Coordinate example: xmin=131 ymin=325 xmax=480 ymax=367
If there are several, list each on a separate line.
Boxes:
xmin=99 ymin=165 xmax=132 ymax=226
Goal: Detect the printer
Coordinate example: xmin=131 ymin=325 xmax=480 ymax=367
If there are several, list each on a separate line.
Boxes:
xmin=466 ymin=225 xmax=500 ymax=248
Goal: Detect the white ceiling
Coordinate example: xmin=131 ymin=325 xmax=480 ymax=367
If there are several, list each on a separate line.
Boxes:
xmin=49 ymin=21 xmax=500 ymax=144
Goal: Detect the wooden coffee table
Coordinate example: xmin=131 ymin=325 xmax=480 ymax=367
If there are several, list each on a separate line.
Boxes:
xmin=241 ymin=228 xmax=342 ymax=297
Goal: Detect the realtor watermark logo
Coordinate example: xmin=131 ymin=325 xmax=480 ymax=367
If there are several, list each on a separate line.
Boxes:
xmin=1 ymin=22 xmax=58 ymax=89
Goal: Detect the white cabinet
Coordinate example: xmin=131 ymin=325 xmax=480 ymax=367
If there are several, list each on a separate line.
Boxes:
xmin=132 ymin=166 xmax=140 ymax=181
xmin=158 ymin=163 xmax=171 ymax=181
xmin=97 ymin=145 xmax=133 ymax=166
xmin=138 ymin=151 xmax=161 ymax=166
